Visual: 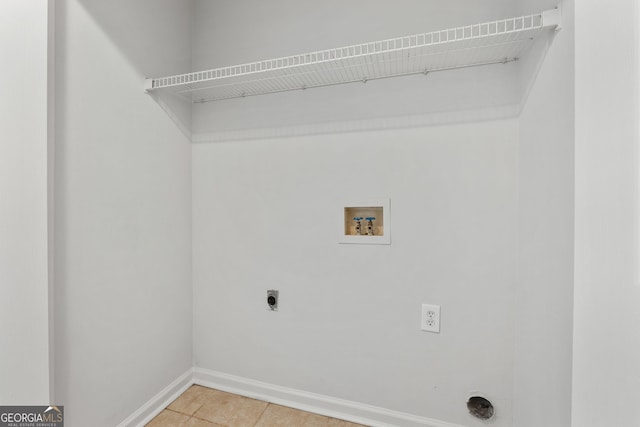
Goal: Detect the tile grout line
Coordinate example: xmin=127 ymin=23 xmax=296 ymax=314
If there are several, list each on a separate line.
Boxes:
xmin=190 ymin=401 xmax=206 ymax=420
xmin=149 ymin=385 xmax=367 ymax=427
xmin=190 ymin=413 xmax=222 ymax=425
xmin=252 ymin=402 xmax=272 ymax=427
xmin=163 ymin=396 xmax=211 ymax=426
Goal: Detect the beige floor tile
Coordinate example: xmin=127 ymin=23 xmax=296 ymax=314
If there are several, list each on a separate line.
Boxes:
xmin=255 ymin=405 xmax=367 ymax=427
xmin=254 ymin=404 xmax=311 ymax=426
xmin=303 ymin=412 xmax=367 ymax=427
xmin=159 ymin=386 xmax=367 ymax=427
xmin=169 ymin=385 xmax=225 ymax=416
xmin=302 ymin=413 xmax=343 ymax=427
xmin=145 ymin=409 xmax=190 ymax=427
xmin=193 ymin=391 xmax=268 ymax=427
xmin=185 ymin=417 xmax=225 ymax=427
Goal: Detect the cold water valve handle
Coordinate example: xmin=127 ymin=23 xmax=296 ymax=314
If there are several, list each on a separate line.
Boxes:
xmin=366 ymin=217 xmax=376 ymax=236
xmin=354 ymin=217 xmax=363 ymax=235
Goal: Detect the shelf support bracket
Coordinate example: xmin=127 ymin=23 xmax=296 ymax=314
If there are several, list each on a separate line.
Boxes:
xmin=542 ymin=4 xmax=562 ymax=32
xmin=144 ymin=78 xmax=154 ymax=93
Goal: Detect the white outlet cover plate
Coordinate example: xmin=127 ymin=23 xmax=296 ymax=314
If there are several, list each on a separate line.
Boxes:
xmin=421 ymin=304 xmax=441 ymax=333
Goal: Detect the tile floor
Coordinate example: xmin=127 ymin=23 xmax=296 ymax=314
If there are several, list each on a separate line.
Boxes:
xmin=146 ymin=385 xmax=367 ymax=427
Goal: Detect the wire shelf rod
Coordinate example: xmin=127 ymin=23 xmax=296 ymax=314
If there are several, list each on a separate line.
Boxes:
xmin=144 ymin=8 xmax=561 ymax=102
xmin=148 ymin=13 xmax=544 ymax=91
xmin=174 ymin=35 xmax=533 ymax=98
xmin=192 ymin=57 xmax=519 ymax=104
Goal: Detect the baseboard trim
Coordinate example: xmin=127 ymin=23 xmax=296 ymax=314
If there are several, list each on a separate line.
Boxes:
xmin=193 ymin=368 xmax=463 ymax=427
xmin=117 ymin=368 xmax=193 ymax=427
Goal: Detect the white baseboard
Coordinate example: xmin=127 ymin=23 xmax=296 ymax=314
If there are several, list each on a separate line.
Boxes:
xmin=117 ymin=369 xmax=194 ymax=427
xmin=193 ymin=367 xmax=464 ymax=427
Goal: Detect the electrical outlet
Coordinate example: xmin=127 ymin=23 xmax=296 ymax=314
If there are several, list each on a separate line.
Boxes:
xmin=421 ymin=304 xmax=441 ymax=333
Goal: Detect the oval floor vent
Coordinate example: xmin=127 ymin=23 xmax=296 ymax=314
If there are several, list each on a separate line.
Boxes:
xmin=467 ymin=396 xmax=494 ymax=420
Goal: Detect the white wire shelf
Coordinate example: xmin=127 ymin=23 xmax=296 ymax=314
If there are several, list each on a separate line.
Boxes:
xmin=145 ymin=8 xmax=561 ymax=103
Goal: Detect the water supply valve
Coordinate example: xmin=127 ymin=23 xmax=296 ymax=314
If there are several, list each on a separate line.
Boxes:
xmin=365 ymin=217 xmax=376 ymax=235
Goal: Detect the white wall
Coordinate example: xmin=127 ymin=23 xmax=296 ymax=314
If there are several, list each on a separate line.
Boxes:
xmin=191 ymin=2 xmax=563 ymax=426
xmin=54 ymin=1 xmax=192 ymax=425
xmin=573 ymin=1 xmax=640 ymax=426
xmin=45 ymin=2 xmax=640 ymax=426
xmin=193 ymin=120 xmax=518 ymax=426
xmin=0 ymin=0 xmax=52 ymax=405
xmin=514 ymin=1 xmax=575 ymax=426
xmin=191 ymin=0 xmax=523 ymax=142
